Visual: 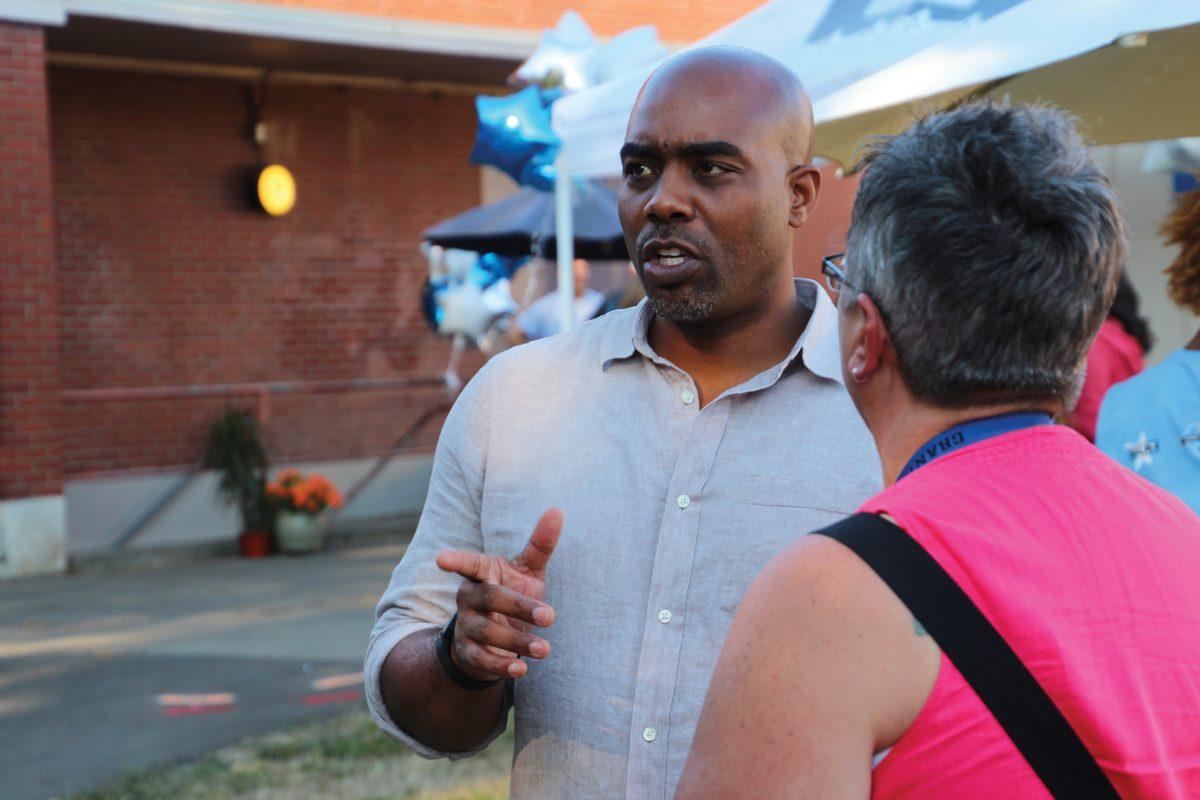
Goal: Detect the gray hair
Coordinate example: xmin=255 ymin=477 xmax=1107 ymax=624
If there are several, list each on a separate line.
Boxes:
xmin=845 ymin=100 xmax=1125 ymax=408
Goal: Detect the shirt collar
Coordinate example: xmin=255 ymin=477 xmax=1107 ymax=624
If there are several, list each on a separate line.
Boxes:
xmin=600 ymin=279 xmax=845 ymax=386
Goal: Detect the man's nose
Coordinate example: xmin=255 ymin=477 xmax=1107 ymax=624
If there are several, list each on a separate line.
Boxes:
xmin=645 ymin=168 xmax=694 ymax=223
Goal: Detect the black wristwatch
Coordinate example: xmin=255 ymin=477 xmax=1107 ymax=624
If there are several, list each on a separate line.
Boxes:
xmin=435 ymin=613 xmax=504 ymax=690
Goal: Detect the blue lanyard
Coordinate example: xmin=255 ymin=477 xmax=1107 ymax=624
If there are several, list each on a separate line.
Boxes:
xmin=897 ymin=411 xmax=1054 ymax=481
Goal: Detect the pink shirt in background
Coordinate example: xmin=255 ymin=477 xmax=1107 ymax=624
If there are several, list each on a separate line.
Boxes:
xmin=863 ymin=425 xmax=1200 ymax=799
xmin=1074 ymin=318 xmax=1145 ymax=441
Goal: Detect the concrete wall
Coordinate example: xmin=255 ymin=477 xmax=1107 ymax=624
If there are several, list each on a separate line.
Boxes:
xmin=66 ymin=453 xmax=434 ymax=554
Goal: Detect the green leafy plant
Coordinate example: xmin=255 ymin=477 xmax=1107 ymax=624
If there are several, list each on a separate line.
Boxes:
xmin=205 ymin=409 xmax=271 ymax=532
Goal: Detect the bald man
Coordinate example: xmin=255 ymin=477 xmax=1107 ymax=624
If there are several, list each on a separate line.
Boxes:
xmin=366 ymin=47 xmax=880 ymax=799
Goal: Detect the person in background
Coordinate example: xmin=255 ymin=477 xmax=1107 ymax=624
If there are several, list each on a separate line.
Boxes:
xmin=1067 ymin=273 xmax=1151 ymax=440
xmin=1097 ymin=189 xmax=1200 ymax=513
xmin=676 ymin=102 xmax=1200 ymax=799
xmin=602 ymin=261 xmax=648 ymax=313
xmin=512 ymin=258 xmax=605 ymax=341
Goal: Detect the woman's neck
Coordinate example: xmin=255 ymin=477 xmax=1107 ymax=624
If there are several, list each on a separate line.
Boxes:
xmin=874 ymin=401 xmax=1057 ymax=487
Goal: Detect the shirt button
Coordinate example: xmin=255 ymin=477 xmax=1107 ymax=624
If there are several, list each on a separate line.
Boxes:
xmin=643 ymin=726 xmax=658 ymax=742
xmin=676 ymin=494 xmax=691 ymax=509
xmin=681 ymin=389 xmax=696 ymax=405
xmin=657 ymin=609 xmax=673 ymax=624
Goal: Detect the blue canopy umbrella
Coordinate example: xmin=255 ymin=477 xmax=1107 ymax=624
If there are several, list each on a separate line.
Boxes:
xmin=422 ymin=180 xmax=628 ymax=261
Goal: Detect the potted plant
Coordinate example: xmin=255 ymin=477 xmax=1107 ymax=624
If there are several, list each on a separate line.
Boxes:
xmin=204 ymin=409 xmax=272 ymax=557
xmin=266 ymin=469 xmax=344 ymax=554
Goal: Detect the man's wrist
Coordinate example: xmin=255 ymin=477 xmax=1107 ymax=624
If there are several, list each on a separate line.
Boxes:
xmin=435 ymin=613 xmax=504 ymax=690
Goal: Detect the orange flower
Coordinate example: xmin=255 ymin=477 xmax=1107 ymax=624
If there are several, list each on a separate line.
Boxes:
xmin=268 ymin=470 xmax=342 ymax=515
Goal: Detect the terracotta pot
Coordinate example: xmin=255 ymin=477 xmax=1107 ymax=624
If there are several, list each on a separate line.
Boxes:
xmin=275 ymin=510 xmax=326 ymax=554
xmin=238 ymin=529 xmax=271 ymax=558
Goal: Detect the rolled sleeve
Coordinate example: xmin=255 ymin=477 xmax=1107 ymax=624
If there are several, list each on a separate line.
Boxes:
xmin=364 ymin=362 xmax=512 ymax=759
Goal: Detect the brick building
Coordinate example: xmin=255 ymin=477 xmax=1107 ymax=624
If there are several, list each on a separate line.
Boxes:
xmin=0 ymin=0 xmax=867 ymax=576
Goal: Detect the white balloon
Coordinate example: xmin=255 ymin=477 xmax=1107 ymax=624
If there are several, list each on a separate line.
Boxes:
xmin=512 ymin=12 xmax=668 ymax=93
xmin=439 ymin=279 xmax=517 ymax=347
xmin=512 ymin=10 xmax=597 ymax=92
xmin=439 ymin=283 xmax=496 ymax=342
xmin=442 ymin=248 xmax=480 ymax=282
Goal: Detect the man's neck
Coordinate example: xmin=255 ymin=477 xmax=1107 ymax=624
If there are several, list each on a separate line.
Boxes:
xmin=1186 ymin=326 xmax=1200 ymax=351
xmin=872 ymin=399 xmax=1058 ymax=487
xmin=648 ymin=277 xmax=810 ymax=405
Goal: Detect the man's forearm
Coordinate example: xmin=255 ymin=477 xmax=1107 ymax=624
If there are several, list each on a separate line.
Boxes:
xmin=380 ymin=628 xmax=508 ymax=753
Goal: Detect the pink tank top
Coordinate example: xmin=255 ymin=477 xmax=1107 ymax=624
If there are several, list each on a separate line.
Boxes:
xmin=863 ymin=425 xmax=1200 ymax=799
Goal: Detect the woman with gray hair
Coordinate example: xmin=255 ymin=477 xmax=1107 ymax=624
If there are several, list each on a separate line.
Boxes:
xmin=675 ymin=102 xmax=1200 ymax=799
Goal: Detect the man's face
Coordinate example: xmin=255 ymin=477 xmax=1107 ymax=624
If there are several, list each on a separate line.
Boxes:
xmin=571 ymin=259 xmax=590 ymax=297
xmin=618 ymin=72 xmax=796 ymax=324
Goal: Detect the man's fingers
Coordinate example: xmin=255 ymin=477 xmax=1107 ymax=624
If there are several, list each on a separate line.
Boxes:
xmin=517 ymin=508 xmax=564 ymax=574
xmin=459 ymin=581 xmax=555 ymax=628
xmin=458 ymin=612 xmax=551 ymax=659
xmin=455 ymin=638 xmax=529 ymax=680
xmin=436 ymin=549 xmax=491 ymax=581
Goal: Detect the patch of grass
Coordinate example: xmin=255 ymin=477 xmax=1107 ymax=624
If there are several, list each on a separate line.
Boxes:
xmin=66 ymin=711 xmax=512 ymax=800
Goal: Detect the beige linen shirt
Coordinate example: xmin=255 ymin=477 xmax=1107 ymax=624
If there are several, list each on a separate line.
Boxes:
xmin=366 ymin=279 xmax=882 ymax=800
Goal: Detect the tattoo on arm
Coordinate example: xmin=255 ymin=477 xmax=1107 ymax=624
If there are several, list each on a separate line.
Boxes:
xmin=913 ymin=616 xmax=928 ymax=637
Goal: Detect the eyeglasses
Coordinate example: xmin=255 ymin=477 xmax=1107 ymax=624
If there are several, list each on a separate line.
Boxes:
xmin=821 ymin=252 xmax=857 ymax=295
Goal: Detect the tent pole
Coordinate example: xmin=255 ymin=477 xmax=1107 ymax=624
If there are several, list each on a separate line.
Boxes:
xmin=554 ymin=157 xmax=575 ymax=333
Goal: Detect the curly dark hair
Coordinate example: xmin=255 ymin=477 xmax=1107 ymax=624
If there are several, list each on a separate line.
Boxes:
xmin=1162 ymin=189 xmax=1200 ymax=316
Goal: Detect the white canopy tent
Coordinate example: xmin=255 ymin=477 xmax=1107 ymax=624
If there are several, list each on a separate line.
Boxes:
xmin=551 ymin=0 xmax=1028 ymax=179
xmin=548 ymin=0 xmax=1029 ymax=327
xmin=547 ymin=0 xmax=1200 ymax=329
xmin=813 ymin=0 xmax=1200 ymax=167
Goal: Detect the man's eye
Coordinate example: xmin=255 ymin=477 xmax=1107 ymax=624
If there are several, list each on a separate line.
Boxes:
xmin=623 ymin=163 xmax=652 ymax=179
xmin=698 ymin=162 xmax=728 ymax=176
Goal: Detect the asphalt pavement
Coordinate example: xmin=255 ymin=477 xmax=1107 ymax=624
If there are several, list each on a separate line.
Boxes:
xmin=0 ymin=542 xmax=407 ymax=800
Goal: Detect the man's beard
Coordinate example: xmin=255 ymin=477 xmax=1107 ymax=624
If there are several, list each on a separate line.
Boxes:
xmin=646 ymin=289 xmax=716 ymax=322
xmin=639 ymin=261 xmax=721 ymax=323
xmin=633 ymin=225 xmax=722 ymax=323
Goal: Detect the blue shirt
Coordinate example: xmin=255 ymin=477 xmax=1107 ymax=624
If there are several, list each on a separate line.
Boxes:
xmin=1096 ymin=348 xmax=1200 ymax=514
xmin=516 ymin=288 xmax=606 ymax=340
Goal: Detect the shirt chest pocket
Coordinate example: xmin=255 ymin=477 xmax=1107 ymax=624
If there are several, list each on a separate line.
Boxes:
xmin=715 ymin=479 xmax=856 ymax=615
xmin=480 ymin=490 xmax=540 ymax=558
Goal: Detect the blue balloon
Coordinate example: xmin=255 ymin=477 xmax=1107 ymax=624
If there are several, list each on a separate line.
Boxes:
xmin=472 ymin=253 xmax=528 ymax=289
xmin=421 ymin=276 xmax=449 ymax=332
xmin=471 ymin=86 xmax=560 ymax=189
xmin=423 ymin=252 xmax=527 ymax=334
xmin=519 ymin=150 xmax=558 ymax=192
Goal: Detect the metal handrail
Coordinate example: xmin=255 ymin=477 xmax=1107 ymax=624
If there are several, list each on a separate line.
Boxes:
xmin=94 ymin=375 xmax=451 ymax=549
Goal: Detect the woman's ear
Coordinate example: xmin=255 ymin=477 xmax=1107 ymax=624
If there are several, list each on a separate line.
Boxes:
xmin=846 ymin=292 xmax=888 ymax=383
xmin=787 ymin=165 xmax=822 ymax=228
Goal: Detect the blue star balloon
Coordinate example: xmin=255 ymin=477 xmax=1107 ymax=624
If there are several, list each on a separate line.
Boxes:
xmin=519 ymin=149 xmax=558 ymax=192
xmin=471 ymin=253 xmax=527 ymax=290
xmin=471 ymin=86 xmax=560 ymax=189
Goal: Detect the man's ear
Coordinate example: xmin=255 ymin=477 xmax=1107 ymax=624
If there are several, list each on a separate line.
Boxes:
xmin=787 ymin=164 xmax=821 ymax=229
xmin=845 ymin=292 xmax=889 ymax=383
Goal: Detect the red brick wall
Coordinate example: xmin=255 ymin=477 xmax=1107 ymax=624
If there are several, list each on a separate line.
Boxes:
xmin=793 ymin=165 xmax=859 ymax=284
xmin=0 ymin=23 xmax=63 ymax=499
xmin=50 ymin=67 xmax=482 ymax=476
xmin=232 ymin=0 xmax=765 ymax=41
